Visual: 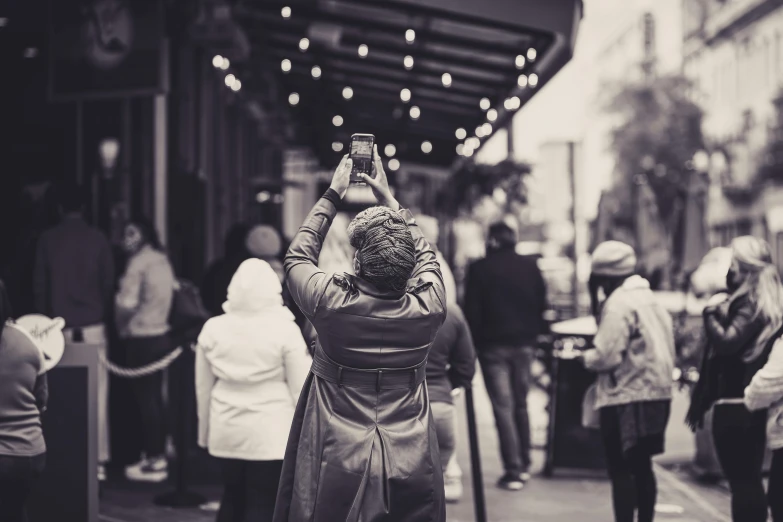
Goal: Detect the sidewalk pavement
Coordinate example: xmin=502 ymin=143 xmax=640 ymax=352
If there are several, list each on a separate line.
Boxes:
xmin=98 ymin=364 xmax=732 ymax=522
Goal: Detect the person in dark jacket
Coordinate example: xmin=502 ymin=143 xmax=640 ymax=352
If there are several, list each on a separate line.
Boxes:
xmin=687 ymin=236 xmax=783 ymax=522
xmin=0 ymin=280 xmax=48 ymax=522
xmin=464 ymin=221 xmax=546 ymax=490
xmin=273 ymin=149 xmax=447 ymax=522
xmin=426 ymin=302 xmax=476 ymax=504
xmin=201 ymin=224 xmax=251 ymax=317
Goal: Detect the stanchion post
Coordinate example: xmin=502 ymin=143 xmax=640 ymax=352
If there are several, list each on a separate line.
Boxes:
xmin=464 ymin=386 xmax=487 ymax=522
xmin=154 ymin=346 xmax=206 ymax=507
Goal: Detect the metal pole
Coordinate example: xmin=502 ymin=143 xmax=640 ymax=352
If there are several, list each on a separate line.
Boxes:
xmin=76 ymin=101 xmax=84 ymax=186
xmin=153 ymin=94 xmax=168 ymax=246
xmin=464 ymin=386 xmax=487 ymax=522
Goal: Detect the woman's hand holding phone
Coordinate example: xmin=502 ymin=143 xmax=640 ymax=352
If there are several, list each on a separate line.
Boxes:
xmin=358 ymin=145 xmax=400 ymax=211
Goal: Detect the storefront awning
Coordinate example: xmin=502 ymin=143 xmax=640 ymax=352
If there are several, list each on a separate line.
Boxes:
xmin=235 ymin=0 xmax=582 ymax=168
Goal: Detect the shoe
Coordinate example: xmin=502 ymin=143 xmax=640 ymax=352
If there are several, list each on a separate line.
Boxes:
xmin=520 ymin=471 xmax=532 ymax=482
xmin=125 ymin=456 xmax=168 ymax=483
xmin=98 ymin=464 xmax=107 ymax=482
xmin=444 ymin=476 xmax=463 ymax=503
xmin=497 ymin=472 xmax=525 ymax=491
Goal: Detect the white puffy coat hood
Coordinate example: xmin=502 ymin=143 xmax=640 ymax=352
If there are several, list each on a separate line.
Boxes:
xmin=223 ymin=258 xmax=294 ymax=319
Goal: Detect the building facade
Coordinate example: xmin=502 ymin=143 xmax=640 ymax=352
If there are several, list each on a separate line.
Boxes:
xmin=683 ymin=0 xmax=783 ymax=259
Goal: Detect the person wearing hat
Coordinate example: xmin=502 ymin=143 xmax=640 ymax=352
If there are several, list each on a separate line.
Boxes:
xmin=273 ymin=148 xmax=447 ymax=522
xmin=577 ymin=241 xmax=675 ymax=522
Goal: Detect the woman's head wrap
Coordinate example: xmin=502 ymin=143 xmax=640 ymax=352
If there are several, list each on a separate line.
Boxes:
xmin=347 ymin=207 xmax=416 ymax=292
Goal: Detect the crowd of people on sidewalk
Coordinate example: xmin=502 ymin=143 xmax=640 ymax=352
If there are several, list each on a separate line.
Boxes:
xmin=6 ymin=147 xmax=783 ymax=522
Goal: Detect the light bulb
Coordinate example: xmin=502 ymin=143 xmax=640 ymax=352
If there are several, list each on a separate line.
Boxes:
xmin=527 ymin=48 xmax=537 ymax=61
xmin=442 ymin=73 xmax=452 ymax=87
xmin=231 ymin=79 xmax=242 ymax=92
xmin=405 ymin=29 xmax=416 ymax=43
xmin=529 ymin=73 xmax=539 ymax=87
xmin=389 ymin=159 xmax=401 ymax=171
xmin=456 ymin=128 xmax=466 ymax=140
xmin=404 ymin=55 xmax=414 ymax=70
xmin=463 ymin=147 xmax=474 ymax=158
xmin=224 ymin=74 xmax=236 ymax=87
xmin=400 ymin=88 xmax=411 ymax=102
xmin=311 ymin=65 xmax=322 ymax=79
xmin=480 ymin=97 xmax=490 ymax=110
xmin=212 ymin=55 xmax=224 ymax=68
xmin=476 ymin=126 xmax=485 ymax=138
xmin=288 ymin=92 xmax=300 ymax=106
xmin=281 ymin=59 xmax=292 ymax=73
xmin=421 ymin=141 xmax=432 ymax=154
xmin=511 ymin=96 xmax=521 ymax=109
xmin=409 ymin=106 xmax=421 ymax=120
xmin=518 ymin=74 xmax=528 ymax=87
xmin=515 ymin=55 xmax=526 ymax=69
xmin=385 ymin=144 xmax=396 ymax=157
xmin=343 ymin=86 xmax=353 ymax=99
xmin=220 ymin=58 xmax=230 ymax=70
xmin=456 ymin=144 xmax=464 ymax=156
xmin=482 ymin=123 xmax=492 ymax=135
xmin=332 ymin=142 xmax=344 ymax=152
xmin=333 ymin=115 xmax=343 ymax=127
xmin=487 ymin=109 xmax=498 ymax=122
xmin=358 ymin=44 xmax=369 ymax=57
xmin=281 ymin=6 xmax=292 ymax=18
xmin=299 ymin=38 xmax=310 ymax=51
xmin=467 ymin=137 xmax=481 ymax=149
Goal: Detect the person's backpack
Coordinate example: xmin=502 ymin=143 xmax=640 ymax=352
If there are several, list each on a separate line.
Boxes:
xmin=168 ymin=278 xmax=210 ymax=348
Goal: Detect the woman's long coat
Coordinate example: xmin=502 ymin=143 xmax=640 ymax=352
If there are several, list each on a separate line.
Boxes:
xmin=273 ymin=193 xmax=448 ymax=522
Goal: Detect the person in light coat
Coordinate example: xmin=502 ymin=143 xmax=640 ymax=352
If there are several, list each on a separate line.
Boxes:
xmin=196 ymin=258 xmax=311 ymax=522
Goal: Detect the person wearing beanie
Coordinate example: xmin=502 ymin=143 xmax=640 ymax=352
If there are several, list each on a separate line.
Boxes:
xmin=273 ymin=147 xmax=447 ymax=522
xmin=577 ymin=241 xmax=674 ymax=522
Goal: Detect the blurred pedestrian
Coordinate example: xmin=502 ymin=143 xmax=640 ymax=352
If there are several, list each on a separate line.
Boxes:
xmin=688 ymin=236 xmax=783 ymax=522
xmin=579 ymin=241 xmax=674 ymax=522
xmin=464 ymin=221 xmax=547 ymax=490
xmin=273 ymin=150 xmax=447 ymax=522
xmin=416 ymin=214 xmax=464 ymax=500
xmin=0 ymin=280 xmax=48 ymax=522
xmin=32 ymin=183 xmax=114 ymax=481
xmin=115 ymin=217 xmax=175 ymax=482
xmin=426 ymin=302 xmax=475 ymax=504
xmin=196 ymin=259 xmax=311 ymax=522
xmin=201 ymin=224 xmax=251 ymax=317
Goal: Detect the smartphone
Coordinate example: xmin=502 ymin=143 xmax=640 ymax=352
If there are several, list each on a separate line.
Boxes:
xmin=348 ymin=133 xmax=375 ymax=184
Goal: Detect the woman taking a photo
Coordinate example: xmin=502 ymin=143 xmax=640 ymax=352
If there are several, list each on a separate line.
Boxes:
xmin=688 ymin=236 xmax=783 ymax=522
xmin=0 ymin=280 xmax=48 ymax=522
xmin=579 ymin=241 xmax=675 ymax=522
xmin=116 ymin=217 xmax=175 ymax=483
xmin=196 ymin=258 xmax=311 ymax=521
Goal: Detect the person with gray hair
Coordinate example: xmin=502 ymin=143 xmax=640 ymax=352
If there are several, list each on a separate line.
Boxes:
xmin=273 ymin=148 xmax=447 ymax=522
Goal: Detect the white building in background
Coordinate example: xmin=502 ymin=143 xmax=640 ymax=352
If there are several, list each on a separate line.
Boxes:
xmin=475 ymin=0 xmax=684 ymax=223
xmin=682 ymin=0 xmax=783 ymax=254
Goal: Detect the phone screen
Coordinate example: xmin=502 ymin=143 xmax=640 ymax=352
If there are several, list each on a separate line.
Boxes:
xmin=349 ymin=135 xmax=374 ymax=183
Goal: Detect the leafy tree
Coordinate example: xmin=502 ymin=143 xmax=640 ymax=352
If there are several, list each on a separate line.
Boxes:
xmin=603 ymin=74 xmax=705 ymax=231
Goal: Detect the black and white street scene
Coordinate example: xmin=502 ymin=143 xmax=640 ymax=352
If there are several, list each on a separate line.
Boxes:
xmin=5 ymin=0 xmax=783 ymax=521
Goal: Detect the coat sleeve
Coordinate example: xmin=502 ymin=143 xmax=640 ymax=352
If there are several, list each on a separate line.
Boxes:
xmin=448 ymin=305 xmax=477 ymax=389
xmin=195 ymin=325 xmax=217 ymax=449
xmin=400 ymin=209 xmax=446 ymax=310
xmin=583 ymin=299 xmax=631 ymax=372
xmin=283 ymin=189 xmax=341 ymax=319
xmin=704 ymin=301 xmax=764 ymax=357
xmin=745 ymin=339 xmax=783 ymax=411
xmin=283 ymin=326 xmax=312 ymax=404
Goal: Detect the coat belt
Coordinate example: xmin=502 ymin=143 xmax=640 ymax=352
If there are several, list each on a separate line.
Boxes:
xmin=312 ymin=350 xmax=427 ymax=390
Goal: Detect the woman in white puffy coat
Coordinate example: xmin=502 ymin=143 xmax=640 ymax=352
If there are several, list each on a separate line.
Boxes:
xmin=196 ymin=259 xmax=312 ymax=522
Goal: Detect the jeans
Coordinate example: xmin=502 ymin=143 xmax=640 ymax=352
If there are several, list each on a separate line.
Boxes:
xmin=126 ymin=335 xmax=171 ymax=458
xmin=431 ymin=402 xmax=456 ymax=474
xmin=64 ymin=324 xmax=110 ymax=464
xmin=0 ymin=453 xmax=46 ymax=522
xmin=218 ymin=458 xmax=283 ymax=522
xmin=600 ymin=406 xmax=657 ymax=522
xmin=712 ymin=403 xmax=768 ymax=522
xmin=478 ymin=345 xmax=532 ymax=475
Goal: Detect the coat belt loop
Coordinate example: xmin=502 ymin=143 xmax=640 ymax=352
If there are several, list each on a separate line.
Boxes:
xmin=377 ymin=370 xmax=383 ymax=393
xmin=337 ymin=367 xmax=343 ymax=388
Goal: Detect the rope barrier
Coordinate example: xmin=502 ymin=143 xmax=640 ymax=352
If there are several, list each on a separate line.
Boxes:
xmin=99 ymin=346 xmax=185 ymax=378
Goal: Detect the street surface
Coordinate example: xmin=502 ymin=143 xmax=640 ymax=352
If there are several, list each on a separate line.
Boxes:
xmin=99 ymin=364 xmax=733 ymax=522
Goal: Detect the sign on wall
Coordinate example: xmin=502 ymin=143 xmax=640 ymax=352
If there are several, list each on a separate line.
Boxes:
xmin=49 ymin=0 xmax=168 ymax=101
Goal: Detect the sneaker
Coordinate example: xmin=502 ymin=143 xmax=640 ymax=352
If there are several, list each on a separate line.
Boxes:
xmin=125 ymin=457 xmax=168 ymax=483
xmin=520 ymin=471 xmax=532 ymax=482
xmin=497 ymin=472 xmax=525 ymax=491
xmin=444 ymin=476 xmax=463 ymax=503
xmin=98 ymin=464 xmax=107 ymax=482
